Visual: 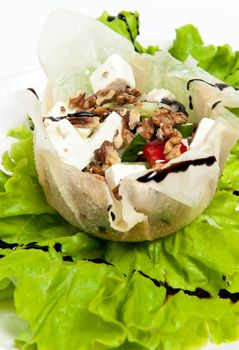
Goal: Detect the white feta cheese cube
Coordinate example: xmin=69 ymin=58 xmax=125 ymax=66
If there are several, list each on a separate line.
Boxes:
xmin=90 ymin=54 xmax=135 ymax=93
xmin=44 ymin=112 xmax=122 ymax=171
xmin=44 ymin=119 xmax=87 ymax=168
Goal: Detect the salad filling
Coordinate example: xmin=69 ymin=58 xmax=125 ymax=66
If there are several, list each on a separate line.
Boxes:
xmin=44 ymin=74 xmax=194 ymax=177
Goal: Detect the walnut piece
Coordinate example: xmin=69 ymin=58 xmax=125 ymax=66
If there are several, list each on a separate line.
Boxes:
xmin=122 ymin=125 xmax=134 ymax=145
xmin=164 ymin=129 xmax=183 ymax=160
xmin=137 ymin=118 xmax=154 ymax=141
xmin=83 ymin=95 xmax=97 ymax=109
xmin=117 ymin=92 xmax=137 ymax=105
xmin=93 ymin=106 xmax=111 ymax=119
xmin=96 ymin=89 xmax=117 ymax=106
xmin=152 ymin=108 xmax=187 ymax=128
xmin=129 ymin=109 xmax=141 ymax=130
xmin=94 ymin=141 xmax=121 ymax=166
xmin=113 ymin=124 xmax=124 ymax=150
xmin=68 ymin=92 xmax=86 ymax=109
xmin=126 ymin=87 xmax=141 ymax=97
xmin=165 ymin=143 xmax=182 ymax=160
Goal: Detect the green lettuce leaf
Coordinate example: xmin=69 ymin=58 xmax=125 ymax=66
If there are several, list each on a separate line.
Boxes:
xmin=98 ymin=11 xmax=159 ymax=55
xmin=0 ymin=250 xmax=239 ymax=350
xmin=121 ymin=134 xmax=146 ymax=162
xmin=219 ymin=141 xmax=239 ymax=192
xmin=169 ymin=24 xmax=239 ymax=87
xmin=0 ymin=125 xmax=55 ymax=216
xmin=0 ymin=124 xmax=79 ymax=246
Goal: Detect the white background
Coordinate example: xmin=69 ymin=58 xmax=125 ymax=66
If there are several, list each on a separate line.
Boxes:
xmin=0 ymin=1 xmax=239 ymax=349
xmin=0 ymin=0 xmax=238 ymax=77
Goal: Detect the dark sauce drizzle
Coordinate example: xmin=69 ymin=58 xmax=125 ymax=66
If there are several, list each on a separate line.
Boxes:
xmin=211 ymin=100 xmax=222 ymax=110
xmin=0 ymin=240 xmax=18 ymax=250
xmin=67 ymin=111 xmax=96 ymax=118
xmin=63 ymin=256 xmax=74 ymax=262
xmin=45 ymin=111 xmax=97 ymax=122
xmin=117 ymin=13 xmax=135 ymax=44
xmin=110 ymin=211 xmax=116 ymax=221
xmin=83 ymin=258 xmax=114 ymax=266
xmin=139 ymin=271 xmax=239 ymax=302
xmin=137 ymin=156 xmax=216 ymax=183
xmin=54 ymin=243 xmax=62 ymax=253
xmin=189 ymin=95 xmax=193 ymax=110
xmin=24 ymin=242 xmax=49 ymax=252
xmin=139 ymin=271 xmax=210 ymax=299
xmin=117 ymin=13 xmax=139 ymax=52
xmin=218 ymin=289 xmax=239 ymax=303
xmin=0 ymin=240 xmax=48 ymax=252
xmin=27 ymin=88 xmax=39 ymax=99
xmin=187 ymin=78 xmax=239 ymax=91
xmin=107 ymin=12 xmax=140 ymax=37
xmin=0 ymin=239 xmax=238 ymax=302
xmin=107 ymin=15 xmax=115 ymax=22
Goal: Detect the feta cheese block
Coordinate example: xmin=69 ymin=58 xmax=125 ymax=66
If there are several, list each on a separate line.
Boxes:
xmin=44 ymin=111 xmax=122 ymax=171
xmin=90 ymin=54 xmax=135 ymax=93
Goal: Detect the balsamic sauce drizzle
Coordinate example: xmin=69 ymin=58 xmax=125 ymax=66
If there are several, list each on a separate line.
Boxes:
xmin=138 ymin=271 xmax=239 ymax=302
xmin=0 ymin=240 xmax=49 ymax=252
xmin=27 ymin=88 xmax=39 ymax=99
xmin=107 ymin=12 xmax=139 ymax=52
xmin=107 ymin=15 xmax=115 ymax=22
xmin=45 ymin=111 xmax=97 ymax=122
xmin=0 ymin=240 xmax=18 ymax=250
xmin=187 ymin=78 xmax=239 ymax=91
xmin=211 ymin=100 xmax=222 ymax=110
xmin=187 ymin=78 xmax=238 ymax=113
xmin=137 ymin=156 xmax=216 ymax=183
xmin=24 ymin=243 xmax=49 ymax=252
xmin=189 ymin=95 xmax=193 ymax=110
xmin=117 ymin=13 xmax=136 ymax=48
xmin=110 ymin=211 xmax=116 ymax=221
xmin=0 ymin=240 xmax=238 ymax=302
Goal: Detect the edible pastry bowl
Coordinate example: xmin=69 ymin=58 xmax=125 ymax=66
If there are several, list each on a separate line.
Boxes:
xmin=17 ymin=8 xmax=239 ymax=242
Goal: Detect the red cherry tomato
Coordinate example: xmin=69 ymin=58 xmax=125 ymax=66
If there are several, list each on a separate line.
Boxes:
xmin=144 ymin=140 xmax=188 ymax=166
xmin=180 ymin=143 xmax=187 ymax=154
xmin=143 ymin=140 xmax=167 ymax=166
